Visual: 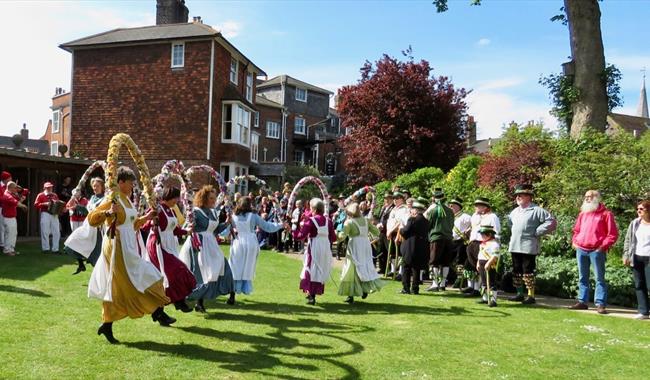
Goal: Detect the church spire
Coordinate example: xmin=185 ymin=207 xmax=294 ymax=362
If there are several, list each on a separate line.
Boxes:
xmin=638 ymin=69 xmax=649 ymax=118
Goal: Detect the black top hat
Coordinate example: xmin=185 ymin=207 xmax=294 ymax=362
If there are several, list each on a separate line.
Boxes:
xmin=432 ymin=187 xmax=445 ymax=199
xmin=474 ymin=197 xmax=491 ymax=208
xmin=514 ymin=184 xmax=534 ymax=196
xmin=449 ymin=197 xmax=463 ymax=207
xmin=478 ymin=225 xmax=496 ymax=235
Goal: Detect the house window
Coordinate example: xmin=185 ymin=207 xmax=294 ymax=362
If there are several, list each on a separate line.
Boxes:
xmin=222 ymin=163 xmax=249 ymax=193
xmin=254 ymin=111 xmax=259 ymax=128
xmin=230 ymin=58 xmax=238 ymax=84
xmin=239 ymin=167 xmax=248 ymax=194
xmin=294 ymin=150 xmax=305 ymax=165
xmin=245 ymin=73 xmax=253 ymax=102
xmin=266 ymin=121 xmax=280 ymax=139
xmin=220 ymin=165 xmax=230 ymax=182
xmin=295 ymin=88 xmax=307 ymax=102
xmin=50 ymin=141 xmax=58 ymax=156
xmin=222 ymin=102 xmax=252 ymax=147
xmin=52 ymin=110 xmax=60 ymax=133
xmin=294 ymin=117 xmax=306 ymax=135
xmin=171 ymin=42 xmax=185 ymax=68
xmin=251 ymin=133 xmax=259 ymax=163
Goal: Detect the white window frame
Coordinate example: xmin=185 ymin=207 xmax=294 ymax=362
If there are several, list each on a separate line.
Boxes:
xmin=50 ymin=141 xmax=59 ymax=156
xmin=254 ymin=111 xmax=259 ymax=128
xmin=251 ymin=133 xmax=260 ymax=163
xmin=222 ymin=101 xmax=253 ymax=148
xmin=171 ymin=41 xmax=185 ymax=68
xmin=266 ymin=121 xmax=280 ymax=139
xmin=294 ymin=117 xmax=306 ymax=135
xmin=245 ymin=72 xmax=253 ymax=102
xmin=230 ymin=58 xmax=239 ymax=84
xmin=221 ymin=162 xmax=249 ymax=194
xmin=294 ymin=150 xmax=305 ymax=165
xmin=295 ymin=87 xmax=307 ymax=102
xmin=52 ymin=110 xmax=60 ymax=133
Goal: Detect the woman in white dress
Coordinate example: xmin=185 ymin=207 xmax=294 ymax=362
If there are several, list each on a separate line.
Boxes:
xmin=338 ymin=202 xmax=385 ymax=304
xmin=229 ymin=196 xmax=284 ymax=304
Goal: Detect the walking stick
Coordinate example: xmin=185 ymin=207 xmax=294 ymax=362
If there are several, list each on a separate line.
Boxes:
xmin=385 ymin=238 xmax=393 ymax=278
xmin=485 ymin=264 xmax=492 ymax=303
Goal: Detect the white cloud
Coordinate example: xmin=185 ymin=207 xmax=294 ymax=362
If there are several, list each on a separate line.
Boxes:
xmin=467 ymin=90 xmax=559 ymax=139
xmin=477 ymin=38 xmax=491 ymax=46
xmin=215 ymin=20 xmax=242 ymax=39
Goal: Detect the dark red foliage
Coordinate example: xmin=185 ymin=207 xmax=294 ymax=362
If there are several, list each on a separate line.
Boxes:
xmin=477 ymin=142 xmax=551 ymax=194
xmin=337 ymin=54 xmax=468 ymax=186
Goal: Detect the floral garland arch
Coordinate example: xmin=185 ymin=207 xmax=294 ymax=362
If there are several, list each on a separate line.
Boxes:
xmin=287 ymin=176 xmax=329 ymax=214
xmin=184 ymin=165 xmax=228 ymax=194
xmin=228 ymin=174 xmax=271 ymax=195
xmin=105 ymin=133 xmax=156 ymax=212
xmin=154 ymin=159 xmax=194 ymax=224
xmin=72 ymin=160 xmax=106 ymax=200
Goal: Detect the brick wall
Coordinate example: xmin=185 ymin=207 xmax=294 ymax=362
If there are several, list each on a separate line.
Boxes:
xmin=71 ymin=40 xmax=212 ymax=165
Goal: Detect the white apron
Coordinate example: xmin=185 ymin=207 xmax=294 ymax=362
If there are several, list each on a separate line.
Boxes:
xmin=64 ymin=196 xmax=104 ymax=258
xmin=301 ymin=217 xmax=332 ymax=284
xmin=346 ymin=218 xmax=381 ymax=282
xmin=88 ymin=197 xmax=163 ymax=301
xmin=229 ymin=213 xmax=259 ymax=281
xmin=193 ymin=208 xmax=225 ymax=283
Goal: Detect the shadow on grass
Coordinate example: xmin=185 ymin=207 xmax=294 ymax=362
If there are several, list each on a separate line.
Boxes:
xmin=217 ymin=299 xmax=510 ymax=318
xmin=127 ymin=315 xmax=366 ymax=379
xmin=0 ymin=243 xmax=70 ymax=281
xmin=0 ymin=284 xmax=50 ymax=297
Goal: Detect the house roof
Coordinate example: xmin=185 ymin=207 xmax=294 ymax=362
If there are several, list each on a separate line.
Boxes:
xmin=607 ymin=113 xmax=650 ymax=137
xmin=470 ymin=138 xmax=500 ymax=154
xmin=255 ymin=95 xmax=283 ymax=110
xmin=258 ymin=75 xmax=333 ymax=96
xmin=0 ymin=136 xmax=49 ymax=155
xmin=60 ymin=22 xmax=265 ymax=75
xmin=0 ymin=146 xmax=93 ymax=165
xmin=222 ymin=84 xmax=257 ymax=110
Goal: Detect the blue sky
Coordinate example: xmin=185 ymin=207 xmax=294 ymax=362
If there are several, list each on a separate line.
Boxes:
xmin=1 ymin=0 xmax=648 ymax=139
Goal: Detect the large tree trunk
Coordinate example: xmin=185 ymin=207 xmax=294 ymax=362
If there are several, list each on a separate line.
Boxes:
xmin=565 ymin=0 xmax=608 ymax=138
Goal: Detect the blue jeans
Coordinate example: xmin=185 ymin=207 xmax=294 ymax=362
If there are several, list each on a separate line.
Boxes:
xmin=632 ymin=255 xmax=650 ymax=315
xmin=576 ymin=248 xmax=608 ymax=306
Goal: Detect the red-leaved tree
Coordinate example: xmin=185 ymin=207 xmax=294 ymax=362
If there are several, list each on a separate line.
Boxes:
xmin=338 ymin=53 xmax=468 ymax=186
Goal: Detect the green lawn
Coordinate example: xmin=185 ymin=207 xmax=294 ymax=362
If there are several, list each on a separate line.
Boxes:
xmin=1 ymin=243 xmax=649 ymax=379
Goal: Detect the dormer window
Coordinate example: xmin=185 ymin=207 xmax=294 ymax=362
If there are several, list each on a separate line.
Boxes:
xmin=295 ymin=88 xmax=307 ymax=102
xmin=171 ymin=42 xmax=185 ymax=68
xmin=230 ymin=58 xmax=239 ymax=84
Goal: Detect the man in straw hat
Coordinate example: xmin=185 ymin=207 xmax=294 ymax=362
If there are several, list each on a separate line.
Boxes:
xmin=424 ymin=188 xmax=455 ymax=291
xmin=508 ymin=184 xmax=556 ymax=304
xmin=464 ymin=197 xmax=500 ymax=297
xmin=449 ymin=197 xmax=472 ymax=289
xmin=34 ymin=181 xmax=62 ymax=254
xmin=386 ymin=189 xmax=410 ymax=279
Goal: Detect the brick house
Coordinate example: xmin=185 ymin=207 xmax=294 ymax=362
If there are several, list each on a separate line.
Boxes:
xmin=59 ymin=3 xmax=264 ymax=193
xmin=40 ymin=88 xmax=71 ymax=156
xmin=256 ymin=75 xmax=343 ymax=177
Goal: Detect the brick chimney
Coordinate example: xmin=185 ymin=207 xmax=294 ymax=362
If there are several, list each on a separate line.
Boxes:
xmin=20 ymin=123 xmax=29 ymax=140
xmin=466 ymin=116 xmax=477 ymax=147
xmin=156 ymin=0 xmax=189 ymax=25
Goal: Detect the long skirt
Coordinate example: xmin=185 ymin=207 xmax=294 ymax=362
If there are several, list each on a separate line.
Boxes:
xmin=187 ymin=246 xmax=234 ymax=300
xmin=146 ymin=237 xmax=197 ymax=303
xmin=299 ymin=245 xmax=326 ymax=295
xmin=338 ymin=259 xmax=385 ymax=297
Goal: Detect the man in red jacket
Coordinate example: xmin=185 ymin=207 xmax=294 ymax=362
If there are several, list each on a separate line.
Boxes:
xmin=570 ymin=190 xmax=619 ymax=314
xmin=2 ymin=182 xmax=27 ymax=256
xmin=0 ymin=171 xmax=12 ymax=251
xmin=34 ymin=182 xmax=61 ymax=254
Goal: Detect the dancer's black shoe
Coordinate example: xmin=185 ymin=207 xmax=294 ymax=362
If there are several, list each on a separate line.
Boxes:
xmin=73 ymin=259 xmax=86 ymax=275
xmin=152 ymin=307 xmax=176 ymax=326
xmin=226 ymin=292 xmax=235 ymax=305
xmin=344 ymin=296 xmax=354 ymax=304
xmin=97 ymin=323 xmax=119 ymax=344
xmin=194 ymin=299 xmax=207 ymax=313
xmin=174 ymin=300 xmax=192 ymax=313
xmin=361 ymin=292 xmax=368 ymax=299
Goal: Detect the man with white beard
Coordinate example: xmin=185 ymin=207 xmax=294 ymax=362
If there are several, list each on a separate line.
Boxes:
xmin=570 ymin=190 xmax=619 ymax=314
xmin=507 ymin=184 xmax=556 ymax=304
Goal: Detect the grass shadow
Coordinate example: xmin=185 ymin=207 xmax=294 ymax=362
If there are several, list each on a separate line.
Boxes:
xmin=1 ymin=243 xmax=71 ymax=281
xmin=0 ymin=284 xmax=50 ymax=298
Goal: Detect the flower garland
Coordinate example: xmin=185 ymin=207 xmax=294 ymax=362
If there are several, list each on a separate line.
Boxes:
xmin=228 ymin=174 xmax=270 ymax=194
xmin=105 ymin=133 xmax=156 ymax=211
xmin=287 ymin=176 xmax=329 ymax=214
xmin=72 ymin=160 xmax=107 ymax=200
xmin=346 ymin=185 xmax=376 ymax=215
xmin=155 ymin=159 xmax=194 ymax=224
xmin=185 ymin=165 xmax=228 ymax=194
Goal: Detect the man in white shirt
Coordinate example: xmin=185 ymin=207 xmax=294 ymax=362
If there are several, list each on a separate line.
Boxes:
xmin=386 ymin=190 xmax=410 ymax=279
xmin=449 ymin=197 xmax=472 ymax=289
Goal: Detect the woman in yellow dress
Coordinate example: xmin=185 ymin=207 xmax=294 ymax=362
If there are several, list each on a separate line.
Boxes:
xmin=87 ymin=167 xmax=170 ymax=344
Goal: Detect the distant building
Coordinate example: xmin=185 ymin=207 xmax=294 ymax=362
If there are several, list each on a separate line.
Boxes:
xmin=256 ymin=75 xmax=343 ymax=176
xmin=606 ymin=76 xmax=650 ymax=138
xmin=40 ymin=88 xmax=71 ymax=156
xmin=0 ymin=124 xmax=48 ymax=155
xmin=465 ymin=115 xmax=500 ymax=154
